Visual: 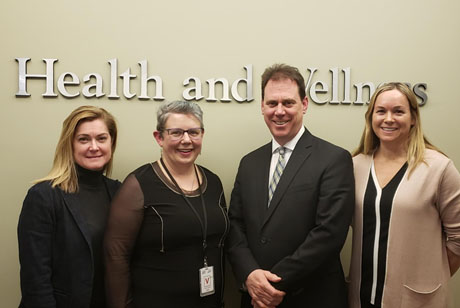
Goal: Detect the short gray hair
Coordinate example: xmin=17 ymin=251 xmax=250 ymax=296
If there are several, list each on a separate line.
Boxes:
xmin=156 ymin=100 xmax=204 ymax=131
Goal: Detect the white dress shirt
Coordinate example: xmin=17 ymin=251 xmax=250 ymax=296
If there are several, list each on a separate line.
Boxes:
xmin=268 ymin=126 xmax=305 ymax=186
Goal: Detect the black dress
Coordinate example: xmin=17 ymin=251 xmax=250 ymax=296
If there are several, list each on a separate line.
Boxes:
xmin=105 ymin=162 xmax=229 ymax=308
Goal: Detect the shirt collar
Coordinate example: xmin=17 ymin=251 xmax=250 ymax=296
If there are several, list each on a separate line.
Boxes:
xmin=271 ymin=126 xmax=305 ymax=154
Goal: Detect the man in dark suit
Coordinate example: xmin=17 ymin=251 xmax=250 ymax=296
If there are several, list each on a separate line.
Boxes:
xmin=226 ymin=64 xmax=354 ymax=308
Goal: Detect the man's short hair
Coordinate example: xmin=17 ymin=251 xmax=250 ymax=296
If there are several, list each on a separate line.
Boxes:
xmin=261 ymin=63 xmax=306 ymax=100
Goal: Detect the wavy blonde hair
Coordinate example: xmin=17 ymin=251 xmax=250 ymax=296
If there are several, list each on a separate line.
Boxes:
xmin=353 ymin=82 xmax=442 ymax=175
xmin=35 ymin=106 xmax=117 ymax=193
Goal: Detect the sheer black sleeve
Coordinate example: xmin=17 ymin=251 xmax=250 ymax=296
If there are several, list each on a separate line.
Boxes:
xmin=104 ymin=174 xmax=144 ymax=308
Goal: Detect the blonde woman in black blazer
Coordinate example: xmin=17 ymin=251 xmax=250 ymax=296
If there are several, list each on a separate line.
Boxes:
xmin=18 ymin=106 xmax=120 ymax=308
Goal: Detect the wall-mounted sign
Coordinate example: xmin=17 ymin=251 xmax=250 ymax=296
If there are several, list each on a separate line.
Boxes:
xmin=15 ymin=58 xmax=428 ymax=105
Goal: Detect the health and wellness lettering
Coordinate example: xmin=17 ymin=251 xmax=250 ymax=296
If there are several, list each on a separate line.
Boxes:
xmin=15 ymin=58 xmax=428 ymax=105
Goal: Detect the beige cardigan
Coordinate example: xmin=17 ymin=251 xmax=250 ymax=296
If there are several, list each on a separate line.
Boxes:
xmin=348 ymin=149 xmax=460 ymax=308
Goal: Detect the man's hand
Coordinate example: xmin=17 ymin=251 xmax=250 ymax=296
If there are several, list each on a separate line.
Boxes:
xmin=251 ymin=299 xmax=277 ymax=308
xmin=246 ymin=269 xmax=285 ymax=307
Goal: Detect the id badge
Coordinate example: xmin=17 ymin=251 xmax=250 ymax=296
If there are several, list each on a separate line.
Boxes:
xmin=199 ymin=266 xmax=215 ymax=297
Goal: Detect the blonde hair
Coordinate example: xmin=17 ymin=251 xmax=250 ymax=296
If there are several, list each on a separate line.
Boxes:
xmin=36 ymin=106 xmax=117 ymax=193
xmin=353 ymin=82 xmax=442 ymax=175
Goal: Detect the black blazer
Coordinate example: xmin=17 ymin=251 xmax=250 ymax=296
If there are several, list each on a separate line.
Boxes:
xmin=18 ymin=178 xmax=120 ymax=308
xmin=226 ymin=129 xmax=354 ymax=308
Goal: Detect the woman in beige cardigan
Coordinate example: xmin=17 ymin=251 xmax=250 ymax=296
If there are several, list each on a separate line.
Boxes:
xmin=348 ymin=82 xmax=460 ymax=308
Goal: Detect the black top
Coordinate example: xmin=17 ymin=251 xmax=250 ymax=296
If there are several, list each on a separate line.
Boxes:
xmin=75 ymin=165 xmax=110 ymax=308
xmin=104 ymin=162 xmax=229 ymax=308
xmin=360 ymin=162 xmax=408 ymax=308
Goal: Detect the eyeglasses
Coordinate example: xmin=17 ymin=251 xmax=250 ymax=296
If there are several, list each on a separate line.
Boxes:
xmin=163 ymin=127 xmax=203 ymax=140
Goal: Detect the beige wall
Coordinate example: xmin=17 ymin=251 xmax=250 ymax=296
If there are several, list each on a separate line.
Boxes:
xmin=1 ymin=0 xmax=459 ymax=307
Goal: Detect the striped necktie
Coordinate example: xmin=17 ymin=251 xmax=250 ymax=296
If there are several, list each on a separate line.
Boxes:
xmin=268 ymin=147 xmax=286 ymax=206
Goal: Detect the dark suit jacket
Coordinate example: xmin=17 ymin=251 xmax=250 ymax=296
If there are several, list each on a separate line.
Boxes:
xmin=226 ymin=128 xmax=354 ymax=308
xmin=18 ymin=178 xmax=120 ymax=308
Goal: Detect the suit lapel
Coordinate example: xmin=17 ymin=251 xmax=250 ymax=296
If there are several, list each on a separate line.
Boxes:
xmin=60 ymin=177 xmax=117 ymax=257
xmin=262 ymin=129 xmax=313 ymax=227
xmin=61 ymin=191 xmax=93 ymax=250
xmin=254 ymin=143 xmax=272 ymax=223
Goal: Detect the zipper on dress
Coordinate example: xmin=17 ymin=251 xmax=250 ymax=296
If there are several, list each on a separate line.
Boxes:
xmin=217 ymin=191 xmax=229 ymax=300
xmin=149 ymin=205 xmax=165 ymax=253
xmin=217 ymin=192 xmax=229 ymax=249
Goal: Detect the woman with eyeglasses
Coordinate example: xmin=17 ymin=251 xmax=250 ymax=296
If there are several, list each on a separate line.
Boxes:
xmin=104 ymin=101 xmax=229 ymax=308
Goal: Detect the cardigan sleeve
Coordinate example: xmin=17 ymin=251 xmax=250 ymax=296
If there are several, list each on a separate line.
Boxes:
xmin=104 ymin=174 xmax=144 ymax=308
xmin=17 ymin=184 xmax=57 ymax=308
xmin=438 ymin=160 xmax=460 ymax=256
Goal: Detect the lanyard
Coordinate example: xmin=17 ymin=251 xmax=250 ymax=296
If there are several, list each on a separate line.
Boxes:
xmin=160 ymin=158 xmax=209 ymax=266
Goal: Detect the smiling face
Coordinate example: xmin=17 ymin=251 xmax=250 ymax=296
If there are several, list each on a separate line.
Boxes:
xmin=154 ymin=113 xmax=203 ymax=169
xmin=372 ymin=89 xmax=415 ymax=149
xmin=73 ymin=119 xmax=112 ymax=171
xmin=262 ymin=78 xmax=308 ymax=145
